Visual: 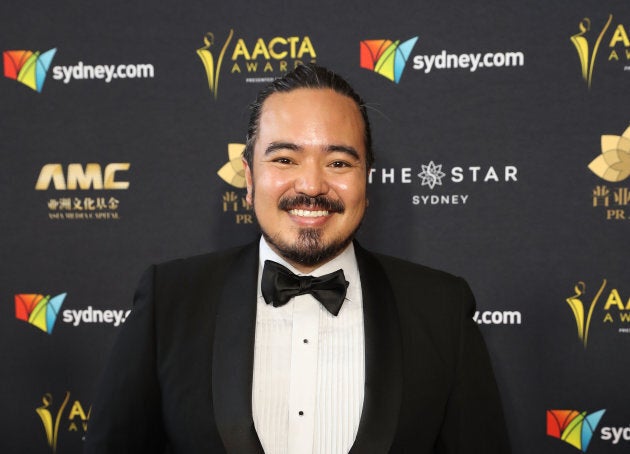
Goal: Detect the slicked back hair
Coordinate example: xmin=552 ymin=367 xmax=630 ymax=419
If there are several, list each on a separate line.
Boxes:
xmin=243 ymin=64 xmax=374 ymax=171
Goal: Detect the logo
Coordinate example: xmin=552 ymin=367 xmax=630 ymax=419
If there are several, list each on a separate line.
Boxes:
xmin=360 ymin=37 xmax=418 ymax=83
xmin=547 ymin=409 xmax=606 ymax=452
xmin=35 ymin=163 xmax=130 ymax=220
xmin=473 ymin=310 xmax=522 ymax=325
xmin=217 ymin=143 xmax=253 ymax=224
xmin=15 ymin=294 xmax=129 ymax=331
xmin=197 ymin=30 xmax=234 ymax=99
xmin=15 ymin=293 xmax=67 ymax=334
xmin=417 ymin=161 xmax=446 ymax=189
xmin=217 ymin=143 xmax=246 ymax=188
xmin=369 ymin=162 xmax=518 ymax=206
xmin=588 ymin=126 xmax=630 ymax=183
xmin=587 ymin=127 xmax=630 ymax=221
xmin=3 ymin=48 xmax=57 ymax=92
xmin=566 ymin=279 xmax=630 ymax=347
xmin=570 ymin=14 xmax=630 ymax=88
xmin=4 ymin=48 xmax=154 ymax=92
xmin=36 ymin=391 xmax=90 ymax=453
xmin=197 ymin=30 xmax=317 ymax=98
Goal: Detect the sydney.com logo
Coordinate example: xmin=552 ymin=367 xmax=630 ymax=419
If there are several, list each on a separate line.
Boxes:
xmin=3 ymin=47 xmax=155 ymax=93
xmin=15 ymin=293 xmax=130 ymax=332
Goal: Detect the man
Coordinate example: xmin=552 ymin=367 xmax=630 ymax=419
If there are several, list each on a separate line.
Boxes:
xmin=85 ymin=64 xmax=510 ymax=453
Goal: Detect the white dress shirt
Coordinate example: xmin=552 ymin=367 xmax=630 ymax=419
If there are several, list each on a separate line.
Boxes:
xmin=252 ymin=237 xmax=365 ymax=454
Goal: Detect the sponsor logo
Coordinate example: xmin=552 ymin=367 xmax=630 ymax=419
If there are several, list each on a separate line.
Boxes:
xmin=217 ymin=143 xmax=253 ymax=224
xmin=197 ymin=30 xmax=317 ymax=98
xmin=51 ymin=61 xmax=154 ymax=84
xmin=566 ymin=279 xmax=630 ymax=347
xmin=588 ymin=127 xmax=630 ymax=221
xmin=368 ymin=161 xmax=518 ymax=206
xmin=547 ymin=409 xmax=606 ymax=452
xmin=3 ymin=48 xmax=57 ymax=92
xmin=3 ymin=47 xmax=154 ymax=93
xmin=35 ymin=163 xmax=130 ymax=221
xmin=473 ymin=310 xmax=522 ymax=325
xmin=548 ymin=409 xmax=630 ymax=450
xmin=60 ymin=306 xmax=130 ymax=327
xmin=36 ymin=391 xmax=90 ymax=453
xmin=15 ymin=293 xmax=67 ymax=334
xmin=412 ymin=50 xmax=524 ymax=74
xmin=15 ymin=294 xmax=130 ymax=331
xmin=360 ymin=36 xmax=524 ymax=82
xmin=571 ymin=14 xmax=630 ymax=88
xmin=360 ymin=37 xmax=418 ymax=83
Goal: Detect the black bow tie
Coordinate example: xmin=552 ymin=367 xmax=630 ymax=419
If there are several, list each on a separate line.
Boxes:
xmin=261 ymin=260 xmax=349 ymax=316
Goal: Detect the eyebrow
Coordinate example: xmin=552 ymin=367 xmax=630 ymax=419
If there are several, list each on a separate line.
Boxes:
xmin=265 ymin=142 xmax=360 ymax=160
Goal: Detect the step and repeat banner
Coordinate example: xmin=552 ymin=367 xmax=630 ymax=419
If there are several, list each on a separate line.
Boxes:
xmin=1 ymin=0 xmax=629 ymax=453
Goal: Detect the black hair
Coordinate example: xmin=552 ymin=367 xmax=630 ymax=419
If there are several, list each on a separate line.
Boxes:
xmin=243 ymin=64 xmax=374 ymax=169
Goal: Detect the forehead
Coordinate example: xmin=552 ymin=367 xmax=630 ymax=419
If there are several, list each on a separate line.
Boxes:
xmin=256 ymin=88 xmax=366 ymax=151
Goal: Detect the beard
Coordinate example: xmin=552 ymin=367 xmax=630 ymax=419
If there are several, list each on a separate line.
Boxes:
xmin=261 ymin=225 xmax=356 ymax=268
xmin=256 ymin=193 xmax=361 ymax=267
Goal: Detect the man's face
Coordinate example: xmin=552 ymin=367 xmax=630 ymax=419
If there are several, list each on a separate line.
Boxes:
xmin=243 ymin=88 xmax=368 ymax=272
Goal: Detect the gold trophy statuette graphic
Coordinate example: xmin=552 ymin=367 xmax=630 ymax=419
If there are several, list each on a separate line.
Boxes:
xmin=197 ymin=30 xmax=234 ymax=99
xmin=36 ymin=392 xmax=70 ymax=453
xmin=566 ymin=280 xmax=607 ymax=348
xmin=570 ymin=15 xmax=613 ymax=88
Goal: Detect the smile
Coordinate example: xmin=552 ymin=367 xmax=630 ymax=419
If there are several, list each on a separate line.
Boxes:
xmin=289 ymin=209 xmax=330 ymax=217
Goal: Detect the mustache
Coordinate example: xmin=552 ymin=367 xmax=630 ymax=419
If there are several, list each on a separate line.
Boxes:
xmin=278 ymin=195 xmax=345 ymax=213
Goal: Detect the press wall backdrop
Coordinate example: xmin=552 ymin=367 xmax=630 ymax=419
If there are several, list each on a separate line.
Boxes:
xmin=2 ymin=1 xmax=629 ymax=452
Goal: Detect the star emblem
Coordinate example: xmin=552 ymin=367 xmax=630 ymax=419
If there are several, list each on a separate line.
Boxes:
xmin=418 ymin=161 xmax=446 ymax=189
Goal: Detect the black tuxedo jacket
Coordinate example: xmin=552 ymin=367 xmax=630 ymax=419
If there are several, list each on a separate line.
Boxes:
xmin=85 ymin=241 xmax=510 ymax=453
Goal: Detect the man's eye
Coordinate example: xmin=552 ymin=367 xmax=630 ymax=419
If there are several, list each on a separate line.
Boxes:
xmin=273 ymin=157 xmax=292 ymax=164
xmin=330 ymin=161 xmax=351 ymax=168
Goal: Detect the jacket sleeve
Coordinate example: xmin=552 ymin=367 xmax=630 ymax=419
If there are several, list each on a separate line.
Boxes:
xmin=436 ymin=278 xmax=511 ymax=454
xmin=83 ymin=266 xmax=168 ymax=454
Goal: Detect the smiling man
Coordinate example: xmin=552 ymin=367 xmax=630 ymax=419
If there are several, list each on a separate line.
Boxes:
xmin=85 ymin=64 xmax=510 ymax=454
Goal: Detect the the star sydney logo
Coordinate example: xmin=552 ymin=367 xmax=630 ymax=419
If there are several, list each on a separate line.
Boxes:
xmin=418 ymin=161 xmax=446 ymax=189
xmin=3 ymin=48 xmax=57 ymax=92
xmin=547 ymin=409 xmax=606 ymax=452
xmin=360 ymin=37 xmax=418 ymax=83
xmin=588 ymin=126 xmax=630 ymax=183
xmin=15 ymin=293 xmax=67 ymax=334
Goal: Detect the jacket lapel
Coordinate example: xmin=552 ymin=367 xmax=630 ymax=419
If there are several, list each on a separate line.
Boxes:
xmin=350 ymin=242 xmax=403 ymax=453
xmin=212 ymin=242 xmax=264 ymax=453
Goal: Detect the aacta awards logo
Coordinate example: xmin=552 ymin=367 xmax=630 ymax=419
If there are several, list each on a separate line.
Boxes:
xmin=588 ymin=126 xmax=630 ymax=221
xmin=15 ymin=293 xmax=67 ymax=334
xmin=3 ymin=48 xmax=57 ymax=92
xmin=566 ymin=279 xmax=630 ymax=348
xmin=36 ymin=392 xmax=90 ymax=453
xmin=360 ymin=37 xmax=418 ymax=83
xmin=547 ymin=409 xmax=606 ymax=452
xmin=570 ymin=14 xmax=630 ymax=88
xmin=197 ymin=29 xmax=317 ymax=98
xmin=217 ymin=143 xmax=253 ymax=224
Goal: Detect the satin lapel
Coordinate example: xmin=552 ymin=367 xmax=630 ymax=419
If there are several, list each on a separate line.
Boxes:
xmin=350 ymin=242 xmax=403 ymax=453
xmin=212 ymin=242 xmax=264 ymax=453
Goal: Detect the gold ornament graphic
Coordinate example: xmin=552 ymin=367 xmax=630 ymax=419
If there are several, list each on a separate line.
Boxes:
xmin=588 ymin=126 xmax=630 ymax=182
xmin=217 ymin=143 xmax=247 ymax=188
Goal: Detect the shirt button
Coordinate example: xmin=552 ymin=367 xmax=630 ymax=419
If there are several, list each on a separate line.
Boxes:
xmin=299 ymin=411 xmax=304 ymax=416
xmin=303 ymin=339 xmax=308 ymax=344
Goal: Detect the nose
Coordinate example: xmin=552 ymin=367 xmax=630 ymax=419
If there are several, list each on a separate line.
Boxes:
xmin=293 ymin=161 xmax=329 ymax=197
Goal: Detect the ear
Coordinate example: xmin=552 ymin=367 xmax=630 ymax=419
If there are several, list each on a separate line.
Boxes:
xmin=243 ymin=156 xmax=253 ymax=205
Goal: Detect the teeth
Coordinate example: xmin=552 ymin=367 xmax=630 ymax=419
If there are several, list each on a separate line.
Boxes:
xmin=289 ymin=209 xmax=329 ymax=217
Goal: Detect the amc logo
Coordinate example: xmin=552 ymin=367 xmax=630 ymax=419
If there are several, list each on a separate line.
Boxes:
xmin=35 ymin=163 xmax=130 ymax=190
